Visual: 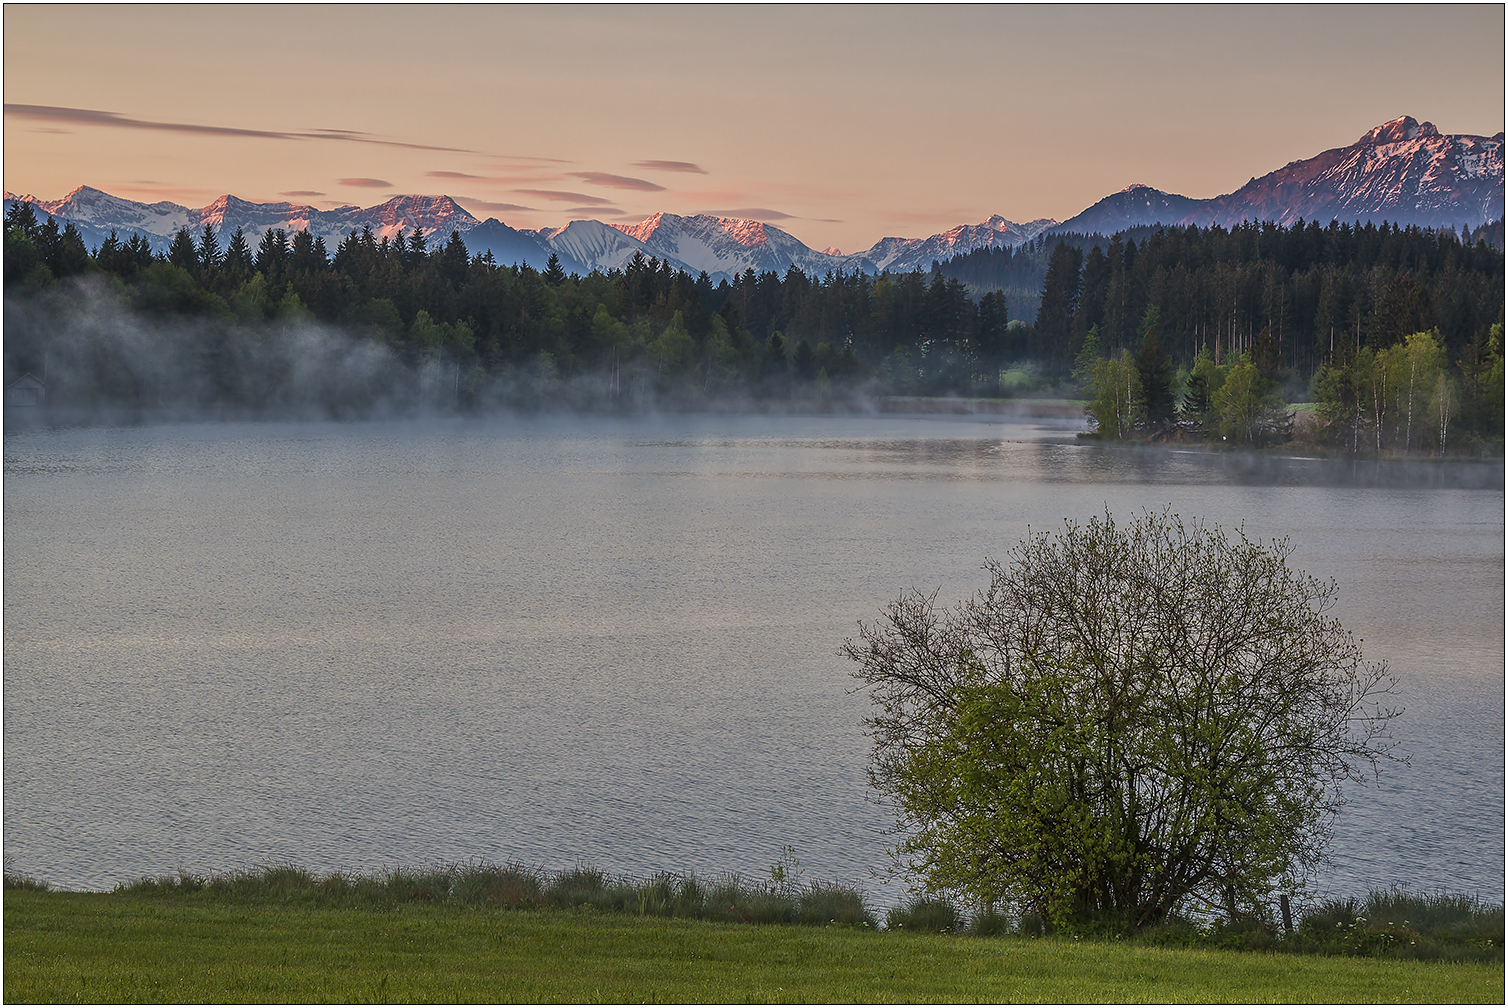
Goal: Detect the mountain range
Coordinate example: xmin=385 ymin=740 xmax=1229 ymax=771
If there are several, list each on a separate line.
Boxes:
xmin=6 ymin=116 xmax=1502 ymax=282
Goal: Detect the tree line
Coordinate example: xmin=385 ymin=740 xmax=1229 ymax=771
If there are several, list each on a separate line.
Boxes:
xmin=4 ymin=201 xmax=1503 ymax=450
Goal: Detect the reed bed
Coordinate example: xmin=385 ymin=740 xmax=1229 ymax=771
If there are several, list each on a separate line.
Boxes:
xmin=95 ymin=860 xmax=878 ymax=929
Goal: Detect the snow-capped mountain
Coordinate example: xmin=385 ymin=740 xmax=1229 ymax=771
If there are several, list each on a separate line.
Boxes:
xmin=531 ymin=218 xmax=694 ymax=275
xmin=611 ymin=212 xmax=845 ymax=277
xmin=1054 ymin=117 xmax=1504 ymax=234
xmin=2 ymin=187 xmax=1060 ymax=281
xmin=0 ymin=186 xmax=488 ymax=253
xmin=855 ymin=215 xmax=1058 ymax=272
xmin=5 ymin=185 xmax=199 ymax=250
xmin=7 ymin=117 xmax=1500 ymax=283
xmin=1205 ymin=116 xmax=1504 ymax=229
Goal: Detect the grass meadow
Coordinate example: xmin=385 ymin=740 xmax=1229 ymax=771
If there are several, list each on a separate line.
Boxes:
xmin=3 ymin=863 xmax=1502 ymax=1003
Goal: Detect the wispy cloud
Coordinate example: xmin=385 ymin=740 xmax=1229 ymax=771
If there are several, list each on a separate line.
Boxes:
xmin=4 ymin=103 xmax=479 ymax=154
xmin=567 ymin=172 xmax=665 ymax=192
xmin=280 ymin=190 xmax=325 ymax=197
xmin=515 ymin=189 xmax=615 ymax=205
xmin=339 ymin=178 xmax=392 ymax=189
xmin=711 ymin=207 xmax=795 ymax=221
xmin=632 ymin=160 xmax=708 ymax=174
xmin=427 ymin=171 xmax=484 ymax=180
xmin=454 ymin=197 xmax=537 ymax=215
xmin=112 ymin=183 xmax=220 ymax=202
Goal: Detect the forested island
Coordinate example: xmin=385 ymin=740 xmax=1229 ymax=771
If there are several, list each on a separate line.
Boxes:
xmin=4 ymin=202 xmax=1502 ymax=455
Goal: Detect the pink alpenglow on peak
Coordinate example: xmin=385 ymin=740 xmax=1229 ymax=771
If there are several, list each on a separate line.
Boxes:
xmin=1360 ymin=116 xmax=1441 ymax=145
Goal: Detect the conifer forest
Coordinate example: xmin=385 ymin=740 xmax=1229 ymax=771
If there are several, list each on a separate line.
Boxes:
xmin=4 ymin=203 xmax=1502 ymax=455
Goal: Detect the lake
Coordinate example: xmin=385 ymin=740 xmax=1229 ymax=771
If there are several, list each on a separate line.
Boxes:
xmin=4 ymin=413 xmax=1503 ymax=909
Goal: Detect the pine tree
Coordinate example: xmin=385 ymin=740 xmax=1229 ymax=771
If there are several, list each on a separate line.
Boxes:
xmin=255 ymin=228 xmax=289 ymax=276
xmin=224 ymin=228 xmax=254 ymax=278
xmin=543 ymin=252 xmax=566 ymax=286
xmin=1035 ymin=242 xmax=1083 ymax=370
xmin=167 ymin=227 xmax=199 ymax=273
xmin=198 ymin=224 xmax=222 ymax=276
xmin=1135 ymin=306 xmax=1176 ymax=429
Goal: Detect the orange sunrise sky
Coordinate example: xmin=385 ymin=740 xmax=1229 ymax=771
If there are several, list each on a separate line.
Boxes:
xmin=4 ymin=4 xmax=1504 ymax=252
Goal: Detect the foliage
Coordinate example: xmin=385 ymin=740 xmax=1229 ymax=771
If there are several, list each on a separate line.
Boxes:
xmin=1134 ymin=307 xmax=1176 ymax=429
xmin=1314 ymin=329 xmax=1486 ymax=455
xmin=1085 ymin=349 xmax=1142 ymax=438
xmin=844 ymin=509 xmax=1402 ymax=932
xmin=1213 ymin=354 xmax=1289 ymax=445
xmin=4 ymin=204 xmax=1502 ymax=444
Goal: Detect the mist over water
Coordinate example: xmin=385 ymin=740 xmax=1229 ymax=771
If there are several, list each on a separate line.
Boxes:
xmin=4 ymin=414 xmax=1502 ymax=908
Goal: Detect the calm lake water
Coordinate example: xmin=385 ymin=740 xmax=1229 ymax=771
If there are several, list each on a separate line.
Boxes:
xmin=4 ymin=414 xmax=1503 ymax=908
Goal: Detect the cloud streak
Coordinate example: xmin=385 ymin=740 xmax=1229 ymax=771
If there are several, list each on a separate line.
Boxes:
xmin=567 ymin=171 xmax=665 ymax=192
xmin=514 ymin=189 xmax=615 ymax=205
xmin=339 ymin=178 xmax=392 ymax=189
xmin=454 ymin=197 xmax=538 ymax=214
xmin=711 ymin=207 xmax=795 ymax=221
xmin=4 ymin=103 xmax=479 ymax=154
xmin=632 ymin=160 xmax=708 ymax=174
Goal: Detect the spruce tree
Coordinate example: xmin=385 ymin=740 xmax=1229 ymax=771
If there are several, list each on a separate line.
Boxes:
xmin=543 ymin=253 xmax=566 ymax=286
xmin=1135 ymin=306 xmax=1175 ymax=429
xmin=198 ymin=224 xmax=222 ymax=277
xmin=167 ymin=227 xmax=199 ymax=273
xmin=224 ymin=228 xmax=254 ymax=278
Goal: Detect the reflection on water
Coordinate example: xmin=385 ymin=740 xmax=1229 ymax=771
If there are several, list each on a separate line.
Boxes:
xmin=4 ymin=414 xmax=1503 ymax=906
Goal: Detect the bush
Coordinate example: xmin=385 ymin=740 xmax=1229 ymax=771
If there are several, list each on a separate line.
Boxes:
xmin=887 ymin=896 xmax=961 ymax=934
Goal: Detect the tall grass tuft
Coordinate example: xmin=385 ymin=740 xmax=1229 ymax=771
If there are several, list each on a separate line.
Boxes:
xmin=106 ymin=859 xmax=878 ymax=929
xmin=886 ymin=895 xmax=962 ymax=934
xmin=1296 ymin=887 xmax=1504 ymax=962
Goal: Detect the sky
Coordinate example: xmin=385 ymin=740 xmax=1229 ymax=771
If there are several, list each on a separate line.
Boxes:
xmin=4 ymin=4 xmax=1504 ymax=253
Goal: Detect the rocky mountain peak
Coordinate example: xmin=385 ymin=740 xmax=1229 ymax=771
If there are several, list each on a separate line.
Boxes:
xmin=1359 ymin=116 xmax=1441 ymax=146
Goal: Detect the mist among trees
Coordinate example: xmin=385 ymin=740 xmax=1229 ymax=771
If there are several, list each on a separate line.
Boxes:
xmin=4 ymin=202 xmax=1502 ymax=453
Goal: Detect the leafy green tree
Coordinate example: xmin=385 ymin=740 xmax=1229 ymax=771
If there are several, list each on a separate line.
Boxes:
xmin=1313 ymin=347 xmax=1366 ymax=452
xmin=1086 ymin=349 xmax=1142 ymax=439
xmin=1214 ymin=356 xmax=1287 ymax=446
xmin=844 ymin=509 xmax=1400 ymax=931
xmin=1395 ymin=330 xmax=1448 ymax=453
xmin=649 ymin=310 xmax=695 ymax=377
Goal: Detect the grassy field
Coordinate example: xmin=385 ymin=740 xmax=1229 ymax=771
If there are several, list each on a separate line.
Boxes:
xmin=5 ymin=890 xmax=1503 ymax=1004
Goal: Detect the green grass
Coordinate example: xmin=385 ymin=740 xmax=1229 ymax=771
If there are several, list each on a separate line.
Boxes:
xmin=5 ymin=889 xmax=1503 ymax=1004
